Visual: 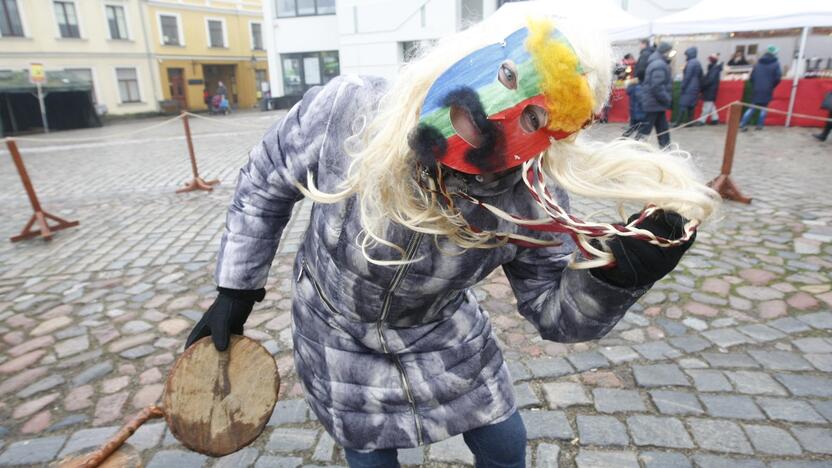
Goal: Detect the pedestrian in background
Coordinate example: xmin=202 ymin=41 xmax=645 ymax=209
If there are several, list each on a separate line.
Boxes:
xmin=217 ymin=80 xmax=228 ymax=97
xmin=813 ymin=91 xmax=832 ymax=142
xmin=696 ymin=53 xmax=723 ymax=125
xmin=623 ymin=80 xmax=645 ymax=137
xmin=740 ymin=45 xmax=781 ymax=132
xmin=637 ymin=42 xmax=674 ymax=148
xmin=634 ymin=38 xmax=654 ymax=83
xmin=728 ymin=50 xmax=749 ymax=66
xmin=674 ymin=47 xmax=702 ymax=127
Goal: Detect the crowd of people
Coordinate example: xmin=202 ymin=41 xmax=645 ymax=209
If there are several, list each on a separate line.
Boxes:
xmin=620 ymin=39 xmax=785 ymax=147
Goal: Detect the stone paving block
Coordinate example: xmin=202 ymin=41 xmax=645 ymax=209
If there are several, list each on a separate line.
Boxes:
xmin=598 ymin=346 xmax=640 ymax=364
xmin=520 ymin=410 xmax=573 ymax=440
xmin=638 ymin=451 xmax=691 ymax=468
xmin=566 ymin=351 xmax=609 ymax=372
xmin=811 ymin=399 xmax=832 ymax=422
xmin=768 ymin=317 xmax=812 ymax=334
xmin=398 ymin=447 xmax=424 ymax=466
xmin=655 ymin=318 xmax=687 ymax=337
xmin=507 ymin=360 xmax=531 ymax=382
xmin=0 ymin=435 xmax=66 ymax=466
xmin=700 ymin=352 xmax=760 ymax=369
xmin=574 ymin=449 xmax=638 ymax=468
xmin=688 ymin=419 xmax=753 ymax=454
xmin=592 ymin=388 xmax=646 ymax=413
xmin=58 ymin=426 xmax=119 ymax=457
xmin=790 ymin=427 xmax=832 ymax=454
xmin=756 ymin=396 xmax=827 ymax=423
xmin=702 ymin=328 xmax=750 ymax=348
xmin=71 ymin=361 xmax=114 ymax=386
xmin=254 ymin=456 xmax=302 ymax=468
xmin=627 ymin=415 xmax=693 ymax=449
xmin=514 ymin=383 xmax=540 ymax=409
xmin=797 ymin=311 xmax=832 ymax=329
xmin=649 ymin=390 xmax=703 ymax=415
xmin=147 ymin=450 xmax=208 ymax=468
xmin=667 ymin=335 xmax=711 ymax=353
xmin=691 ymin=454 xmax=765 ymax=468
xmin=268 ymin=399 xmax=309 ymax=426
xmin=747 ymin=350 xmax=814 ymax=371
xmin=542 ymin=382 xmax=591 ymax=408
xmin=526 ymin=358 xmax=573 ymax=379
xmin=791 ymin=337 xmax=832 ymax=353
xmin=632 ymin=364 xmax=690 ymax=387
xmin=724 ymin=371 xmax=787 ymax=396
xmin=428 ymin=435 xmax=473 ymax=465
xmin=685 ymin=369 xmax=733 ymax=392
xmin=213 ymin=447 xmax=259 ymax=468
xmin=266 ymin=428 xmax=319 ymax=452
xmin=312 ymin=432 xmax=334 ymax=462
xmin=17 ymin=375 xmax=65 ymax=399
xmin=535 ymin=443 xmax=559 ymax=468
xmin=775 ymin=373 xmax=832 ymax=397
xmin=633 ymin=341 xmax=682 ymax=360
xmin=576 ymin=415 xmax=629 ymax=446
xmin=126 ymin=421 xmax=165 ymax=450
xmin=742 ymin=424 xmax=802 ymax=455
xmin=699 ymin=394 xmax=765 ymax=420
xmin=804 ymin=353 xmax=832 ymax=371
xmin=736 ymin=324 xmax=786 ymax=342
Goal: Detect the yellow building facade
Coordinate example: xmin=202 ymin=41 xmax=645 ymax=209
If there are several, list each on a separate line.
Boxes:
xmin=146 ymin=0 xmax=268 ymax=111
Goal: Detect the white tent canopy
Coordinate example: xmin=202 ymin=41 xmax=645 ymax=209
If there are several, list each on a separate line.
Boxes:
xmin=652 ymin=0 xmax=832 ymax=35
xmin=492 ymin=0 xmax=651 ymax=42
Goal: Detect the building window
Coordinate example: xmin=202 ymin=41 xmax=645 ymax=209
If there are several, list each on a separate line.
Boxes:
xmin=281 ymin=50 xmax=339 ymax=95
xmin=0 ymin=0 xmax=24 ymax=37
xmin=116 ymin=67 xmax=140 ymax=102
xmin=275 ymin=0 xmax=335 ymax=18
xmin=251 ymin=22 xmax=263 ymax=50
xmin=54 ymin=1 xmax=80 ymax=38
xmin=206 ymin=19 xmax=225 ymax=48
xmin=106 ymin=5 xmax=127 ymax=39
xmin=159 ymin=14 xmax=181 ymax=46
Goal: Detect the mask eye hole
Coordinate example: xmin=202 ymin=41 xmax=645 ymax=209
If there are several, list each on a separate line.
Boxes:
xmin=520 ymin=105 xmax=548 ymax=133
xmin=497 ymin=61 xmax=518 ymax=90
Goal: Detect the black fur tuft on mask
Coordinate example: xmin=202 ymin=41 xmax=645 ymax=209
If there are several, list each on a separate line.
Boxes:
xmin=408 ymin=124 xmax=447 ymax=167
xmin=442 ymin=87 xmax=504 ymax=173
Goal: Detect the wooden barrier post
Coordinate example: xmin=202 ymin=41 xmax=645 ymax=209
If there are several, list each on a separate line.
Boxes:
xmin=708 ymin=103 xmax=752 ymax=204
xmin=6 ymin=138 xmax=79 ymax=242
xmin=177 ymin=112 xmax=219 ymax=193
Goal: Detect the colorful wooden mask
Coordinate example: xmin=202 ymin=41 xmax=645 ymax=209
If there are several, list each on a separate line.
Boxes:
xmin=411 ymin=20 xmax=594 ymax=175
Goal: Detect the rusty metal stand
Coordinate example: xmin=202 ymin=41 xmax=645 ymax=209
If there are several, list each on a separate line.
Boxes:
xmin=6 ymin=138 xmax=79 ymax=242
xmin=708 ymin=103 xmax=752 ymax=204
xmin=177 ymin=112 xmax=219 ymax=193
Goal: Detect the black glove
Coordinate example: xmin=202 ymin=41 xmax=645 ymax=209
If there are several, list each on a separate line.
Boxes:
xmin=185 ymin=287 xmax=266 ymax=351
xmin=591 ymin=210 xmax=695 ymax=288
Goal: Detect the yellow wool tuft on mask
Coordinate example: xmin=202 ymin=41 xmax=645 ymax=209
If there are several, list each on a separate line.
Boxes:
xmin=526 ymin=19 xmax=595 ymax=133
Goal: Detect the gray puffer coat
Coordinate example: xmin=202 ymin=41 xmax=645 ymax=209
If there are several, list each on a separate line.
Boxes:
xmin=215 ymin=75 xmax=649 ymax=450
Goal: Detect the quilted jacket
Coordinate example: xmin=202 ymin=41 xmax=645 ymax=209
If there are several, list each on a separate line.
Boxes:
xmin=215 ymin=75 xmax=649 ymax=450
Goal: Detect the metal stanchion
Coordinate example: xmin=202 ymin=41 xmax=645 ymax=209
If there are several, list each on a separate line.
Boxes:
xmin=708 ymin=103 xmax=752 ymax=204
xmin=6 ymin=137 xmax=79 ymax=241
xmin=176 ymin=112 xmax=219 ymax=193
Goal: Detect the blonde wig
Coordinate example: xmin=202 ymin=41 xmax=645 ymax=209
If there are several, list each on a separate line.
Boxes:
xmin=299 ymin=8 xmax=720 ymax=267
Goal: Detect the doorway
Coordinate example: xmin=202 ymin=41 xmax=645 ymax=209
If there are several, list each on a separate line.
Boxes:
xmin=202 ymin=64 xmax=237 ymax=105
xmin=167 ymin=68 xmax=187 ymax=109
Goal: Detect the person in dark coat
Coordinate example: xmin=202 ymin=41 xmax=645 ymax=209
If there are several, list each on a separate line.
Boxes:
xmin=634 ymin=39 xmax=654 ymax=83
xmin=696 ymin=54 xmax=723 ymax=125
xmin=674 ymin=47 xmax=703 ymax=127
xmin=637 ymin=42 xmax=674 ymax=148
xmin=813 ymin=91 xmax=832 ymax=142
xmin=740 ymin=45 xmax=782 ymax=131
xmin=623 ymin=81 xmax=646 ymax=137
xmin=728 ymin=51 xmax=749 ymax=66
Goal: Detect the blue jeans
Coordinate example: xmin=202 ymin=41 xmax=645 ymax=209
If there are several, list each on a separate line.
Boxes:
xmin=740 ymin=107 xmax=768 ymax=128
xmin=343 ymin=410 xmax=527 ymax=468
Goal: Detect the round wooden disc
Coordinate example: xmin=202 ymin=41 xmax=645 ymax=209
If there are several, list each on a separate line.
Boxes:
xmin=163 ymin=335 xmax=280 ymax=457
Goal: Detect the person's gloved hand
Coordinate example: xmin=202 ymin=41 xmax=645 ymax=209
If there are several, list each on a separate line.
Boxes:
xmin=185 ymin=287 xmax=266 ymax=351
xmin=591 ymin=210 xmax=696 ymax=289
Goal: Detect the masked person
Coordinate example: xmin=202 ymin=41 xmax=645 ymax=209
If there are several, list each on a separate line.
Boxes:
xmin=186 ymin=9 xmax=718 ymax=468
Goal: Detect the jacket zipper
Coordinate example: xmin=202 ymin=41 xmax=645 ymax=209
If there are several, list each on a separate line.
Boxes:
xmin=376 ymin=233 xmax=424 ymax=446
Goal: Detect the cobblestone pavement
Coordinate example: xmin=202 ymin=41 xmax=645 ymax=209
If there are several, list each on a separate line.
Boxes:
xmin=0 ymin=112 xmax=831 ymax=467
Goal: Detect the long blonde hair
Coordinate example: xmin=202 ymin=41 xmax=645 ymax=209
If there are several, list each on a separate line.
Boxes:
xmin=300 ymin=9 xmax=719 ymax=265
